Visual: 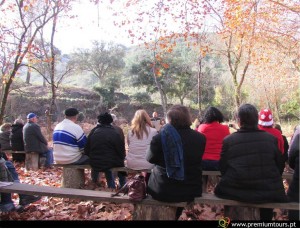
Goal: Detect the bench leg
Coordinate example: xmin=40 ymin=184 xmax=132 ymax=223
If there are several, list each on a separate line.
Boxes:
xmin=224 ymin=206 xmax=260 ymax=220
xmin=133 ymin=204 xmax=177 ymax=220
xmin=25 ymin=152 xmax=40 ymax=171
xmin=62 ymin=168 xmax=85 ymax=189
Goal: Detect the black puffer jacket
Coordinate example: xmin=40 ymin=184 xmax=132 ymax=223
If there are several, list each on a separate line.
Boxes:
xmin=84 ymin=124 xmax=125 ymax=171
xmin=215 ymin=128 xmax=287 ymax=203
xmin=10 ymin=123 xmax=25 ymax=151
xmin=146 ymin=128 xmax=206 ymax=202
xmin=287 ymin=128 xmax=299 ymax=202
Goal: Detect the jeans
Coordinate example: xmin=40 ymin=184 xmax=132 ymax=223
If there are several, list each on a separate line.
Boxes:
xmin=41 ymin=148 xmax=54 ymax=167
xmin=91 ymin=169 xmax=127 ymax=189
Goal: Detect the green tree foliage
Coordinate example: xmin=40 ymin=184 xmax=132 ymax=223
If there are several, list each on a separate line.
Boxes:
xmin=70 ymin=41 xmax=126 ymax=84
xmin=130 ymin=92 xmax=152 ymax=105
xmin=93 ymin=86 xmax=115 ymax=109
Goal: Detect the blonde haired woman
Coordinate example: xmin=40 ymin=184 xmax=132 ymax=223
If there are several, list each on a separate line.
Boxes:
xmin=126 ymin=110 xmax=157 ymax=175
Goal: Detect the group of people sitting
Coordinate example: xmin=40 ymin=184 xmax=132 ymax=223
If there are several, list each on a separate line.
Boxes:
xmin=0 ymin=104 xmax=299 ymax=221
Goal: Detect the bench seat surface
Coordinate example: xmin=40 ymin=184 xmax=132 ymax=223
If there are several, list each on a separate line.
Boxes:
xmin=0 ymin=183 xmax=298 ymax=210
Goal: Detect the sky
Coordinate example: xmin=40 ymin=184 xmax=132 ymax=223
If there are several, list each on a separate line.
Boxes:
xmin=53 ymin=1 xmax=133 ymax=54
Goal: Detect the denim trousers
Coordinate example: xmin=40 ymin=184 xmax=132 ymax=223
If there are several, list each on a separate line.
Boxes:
xmin=91 ymin=169 xmax=126 ymax=189
xmin=41 ymin=148 xmax=54 ymax=167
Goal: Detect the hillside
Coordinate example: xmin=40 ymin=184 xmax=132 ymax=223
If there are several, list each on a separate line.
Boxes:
xmin=6 ymin=85 xmax=165 ymax=126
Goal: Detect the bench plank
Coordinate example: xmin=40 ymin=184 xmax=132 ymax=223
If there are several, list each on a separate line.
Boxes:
xmin=0 ymin=183 xmax=298 ymax=210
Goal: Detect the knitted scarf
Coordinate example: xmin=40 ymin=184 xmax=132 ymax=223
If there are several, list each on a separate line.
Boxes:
xmin=160 ymin=124 xmax=184 ymax=180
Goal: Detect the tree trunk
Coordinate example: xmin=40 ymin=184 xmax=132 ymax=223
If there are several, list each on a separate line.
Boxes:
xmin=26 ymin=69 xmax=31 ymax=84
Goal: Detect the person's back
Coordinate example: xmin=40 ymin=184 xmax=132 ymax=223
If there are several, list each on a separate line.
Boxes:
xmin=85 ymin=112 xmax=126 ymax=189
xmin=23 ymin=114 xmax=48 ymax=154
xmin=10 ymin=120 xmax=24 ymax=151
xmin=197 ymin=107 xmax=230 ymax=170
xmin=258 ymin=109 xmax=284 ymax=154
xmin=214 ymin=104 xmax=286 ymax=220
xmin=127 ymin=109 xmax=157 ymax=170
xmin=23 ymin=113 xmax=53 ymax=168
xmin=10 ymin=119 xmax=25 ymax=162
xmin=146 ymin=105 xmax=206 ymax=203
xmin=287 ymin=126 xmax=299 ymax=220
xmin=0 ymin=123 xmax=12 ymax=151
xmin=53 ymin=108 xmax=87 ymax=164
xmin=274 ymin=123 xmax=289 ymax=162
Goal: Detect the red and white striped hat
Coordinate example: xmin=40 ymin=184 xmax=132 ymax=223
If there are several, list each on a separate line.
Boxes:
xmin=258 ymin=109 xmax=273 ymax=126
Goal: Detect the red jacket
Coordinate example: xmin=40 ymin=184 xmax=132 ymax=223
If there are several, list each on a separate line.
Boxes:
xmin=197 ymin=122 xmax=230 ymax=161
xmin=258 ymin=125 xmax=284 ymax=154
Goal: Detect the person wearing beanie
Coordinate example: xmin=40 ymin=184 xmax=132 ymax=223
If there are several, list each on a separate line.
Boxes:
xmin=258 ymin=108 xmax=284 ymax=154
xmin=84 ymin=112 xmax=126 ymax=189
xmin=23 ymin=113 xmax=54 ymax=169
xmin=214 ymin=104 xmax=286 ymax=220
xmin=53 ymin=108 xmax=89 ymax=165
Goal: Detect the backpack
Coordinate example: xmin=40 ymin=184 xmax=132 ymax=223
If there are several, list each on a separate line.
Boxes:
xmin=111 ymin=174 xmax=146 ymax=202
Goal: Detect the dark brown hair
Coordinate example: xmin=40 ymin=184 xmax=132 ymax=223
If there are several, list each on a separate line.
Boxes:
xmin=167 ymin=105 xmax=192 ymax=129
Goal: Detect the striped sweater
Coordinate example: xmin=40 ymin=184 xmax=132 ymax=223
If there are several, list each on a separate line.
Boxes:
xmin=53 ymin=119 xmax=87 ymax=164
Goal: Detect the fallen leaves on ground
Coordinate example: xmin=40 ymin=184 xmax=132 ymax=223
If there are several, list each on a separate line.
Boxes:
xmin=0 ymin=162 xmax=289 ymax=221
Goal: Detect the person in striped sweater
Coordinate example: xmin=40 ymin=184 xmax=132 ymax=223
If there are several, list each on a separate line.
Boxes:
xmin=53 ymin=108 xmax=89 ymax=165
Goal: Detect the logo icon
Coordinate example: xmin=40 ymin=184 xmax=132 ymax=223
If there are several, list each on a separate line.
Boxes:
xmin=219 ymin=217 xmax=231 ymax=228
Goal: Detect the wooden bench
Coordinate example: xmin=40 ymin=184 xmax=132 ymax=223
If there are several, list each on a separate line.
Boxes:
xmin=0 ymin=182 xmax=298 ymax=220
xmin=52 ymin=164 xmax=152 ymax=188
xmin=53 ymin=164 xmax=294 ymax=190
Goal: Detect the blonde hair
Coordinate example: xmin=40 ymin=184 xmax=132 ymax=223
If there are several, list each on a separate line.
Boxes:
xmin=0 ymin=123 xmax=11 ymax=132
xmin=130 ymin=109 xmax=152 ymax=139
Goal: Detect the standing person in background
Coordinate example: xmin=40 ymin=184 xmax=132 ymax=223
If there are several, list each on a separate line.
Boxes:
xmin=85 ymin=112 xmax=126 ymax=189
xmin=146 ymin=105 xmax=206 ymax=219
xmin=23 ymin=113 xmax=54 ymax=169
xmin=150 ymin=111 xmax=161 ymax=132
xmin=286 ymin=125 xmax=299 ymax=220
xmin=274 ymin=124 xmax=289 ymax=163
xmin=197 ymin=106 xmax=230 ymax=171
xmin=126 ymin=110 xmax=157 ymax=183
xmin=10 ymin=119 xmax=25 ymax=162
xmin=214 ymin=104 xmax=286 ymax=220
xmin=53 ymin=108 xmax=89 ymax=165
xmin=258 ymin=109 xmax=284 ymax=154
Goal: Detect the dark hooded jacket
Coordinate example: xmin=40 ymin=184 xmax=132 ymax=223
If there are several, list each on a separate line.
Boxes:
xmin=214 ymin=128 xmax=287 ymax=203
xmin=10 ymin=123 xmax=25 ymax=151
xmin=84 ymin=124 xmax=125 ymax=171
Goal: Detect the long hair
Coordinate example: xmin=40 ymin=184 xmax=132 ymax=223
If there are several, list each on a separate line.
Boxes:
xmin=130 ymin=109 xmax=152 ymax=139
xmin=167 ymin=105 xmax=192 ymax=129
